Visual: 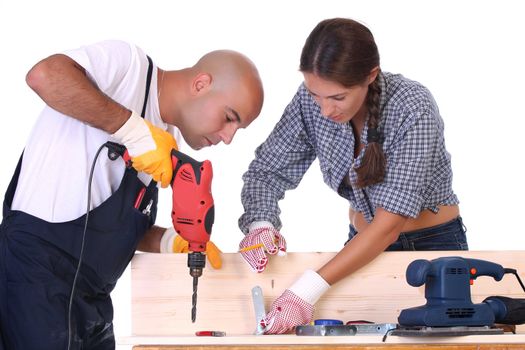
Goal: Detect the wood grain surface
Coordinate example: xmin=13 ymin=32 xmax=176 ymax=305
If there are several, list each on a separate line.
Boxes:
xmin=130 ymin=251 xmax=525 ymax=337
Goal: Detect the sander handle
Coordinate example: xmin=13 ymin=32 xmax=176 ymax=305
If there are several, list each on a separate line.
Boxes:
xmin=405 ymin=257 xmax=505 ymax=287
xmin=465 ymin=258 xmax=505 ymax=281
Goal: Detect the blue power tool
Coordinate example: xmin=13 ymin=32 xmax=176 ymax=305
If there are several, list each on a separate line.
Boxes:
xmin=398 ymin=256 xmax=525 ymax=327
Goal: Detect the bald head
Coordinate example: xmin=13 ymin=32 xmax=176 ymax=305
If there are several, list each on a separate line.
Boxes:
xmin=194 ymin=50 xmax=261 ymax=88
xmin=193 ymin=50 xmax=264 ymax=127
xmin=163 ymin=50 xmax=264 ymax=149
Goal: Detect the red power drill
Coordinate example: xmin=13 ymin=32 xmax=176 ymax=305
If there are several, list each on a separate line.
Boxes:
xmin=106 ymin=142 xmax=214 ymax=322
xmin=170 ymin=149 xmax=214 ymax=323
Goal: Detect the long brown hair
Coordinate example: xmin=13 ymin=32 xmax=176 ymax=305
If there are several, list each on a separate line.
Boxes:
xmin=300 ymin=18 xmax=385 ymax=188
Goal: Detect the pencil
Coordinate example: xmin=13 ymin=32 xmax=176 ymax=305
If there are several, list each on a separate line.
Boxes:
xmin=238 ymin=243 xmax=264 ymax=253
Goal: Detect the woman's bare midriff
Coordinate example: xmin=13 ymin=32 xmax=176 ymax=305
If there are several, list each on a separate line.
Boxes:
xmin=349 ymin=205 xmax=460 ymax=234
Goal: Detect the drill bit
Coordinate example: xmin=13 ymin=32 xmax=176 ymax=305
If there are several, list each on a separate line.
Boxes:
xmin=191 ymin=275 xmax=199 ymax=322
xmin=188 ymin=252 xmax=206 ymax=323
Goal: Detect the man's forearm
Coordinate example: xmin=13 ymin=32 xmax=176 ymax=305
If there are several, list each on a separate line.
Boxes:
xmin=137 ymin=225 xmax=166 ymax=252
xmin=26 ymin=54 xmax=130 ymax=133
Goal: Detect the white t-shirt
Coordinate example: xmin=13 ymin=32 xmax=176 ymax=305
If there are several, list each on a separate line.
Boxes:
xmin=11 ymin=40 xmax=181 ymax=222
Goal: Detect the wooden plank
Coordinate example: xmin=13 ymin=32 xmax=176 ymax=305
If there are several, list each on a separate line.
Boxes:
xmin=122 ymin=334 xmax=525 ymax=346
xmin=122 ymin=331 xmax=525 ymax=346
xmin=131 ymin=251 xmax=525 ymax=337
xmin=132 ymin=345 xmax=525 ymax=350
xmin=131 ymin=347 xmax=469 ymax=350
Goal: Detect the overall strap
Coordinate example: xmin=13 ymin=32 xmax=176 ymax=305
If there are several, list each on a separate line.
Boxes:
xmin=140 ymin=55 xmax=154 ymax=118
xmin=2 ymin=153 xmax=23 ymax=218
xmin=104 ymin=55 xmax=155 ymax=162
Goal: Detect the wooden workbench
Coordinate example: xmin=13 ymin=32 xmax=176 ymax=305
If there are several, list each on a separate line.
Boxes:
xmin=123 ymin=250 xmax=525 ymax=349
xmin=123 ymin=334 xmax=525 ymax=349
xmin=131 ymin=347 xmax=525 ymax=350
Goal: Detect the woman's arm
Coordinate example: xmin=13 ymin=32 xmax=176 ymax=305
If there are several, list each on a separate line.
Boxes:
xmin=318 ymin=208 xmax=408 ymax=285
xmin=239 ymin=88 xmax=316 ymax=232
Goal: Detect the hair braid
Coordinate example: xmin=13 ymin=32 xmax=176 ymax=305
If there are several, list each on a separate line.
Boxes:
xmin=354 ymin=75 xmax=386 ymax=188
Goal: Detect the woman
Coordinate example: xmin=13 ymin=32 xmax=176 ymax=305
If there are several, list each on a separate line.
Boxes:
xmin=238 ymin=18 xmax=467 ymax=334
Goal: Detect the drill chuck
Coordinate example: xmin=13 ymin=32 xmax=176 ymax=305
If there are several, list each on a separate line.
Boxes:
xmin=188 ymin=252 xmax=206 ymax=275
xmin=190 ymin=268 xmax=203 ymax=278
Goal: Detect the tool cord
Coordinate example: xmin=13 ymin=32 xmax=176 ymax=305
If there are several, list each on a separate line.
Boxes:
xmin=504 ymin=268 xmax=525 ymax=293
xmin=65 ymin=55 xmax=152 ymax=350
xmin=382 ymin=327 xmax=396 ymax=342
xmin=66 ymin=143 xmax=107 ymax=350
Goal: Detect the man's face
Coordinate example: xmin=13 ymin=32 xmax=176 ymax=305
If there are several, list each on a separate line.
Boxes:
xmin=180 ymin=86 xmax=260 ymax=150
xmin=303 ymin=72 xmax=370 ymax=124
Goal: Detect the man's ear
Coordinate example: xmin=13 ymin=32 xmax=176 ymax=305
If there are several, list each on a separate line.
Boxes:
xmin=191 ymin=73 xmax=212 ymax=95
xmin=368 ymin=66 xmax=380 ymax=85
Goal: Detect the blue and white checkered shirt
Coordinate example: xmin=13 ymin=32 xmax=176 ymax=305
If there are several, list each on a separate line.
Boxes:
xmin=238 ymin=72 xmax=459 ymax=233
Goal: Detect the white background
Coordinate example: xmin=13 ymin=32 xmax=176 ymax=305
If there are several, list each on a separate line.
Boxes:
xmin=1 ymin=1 xmax=524 ymax=348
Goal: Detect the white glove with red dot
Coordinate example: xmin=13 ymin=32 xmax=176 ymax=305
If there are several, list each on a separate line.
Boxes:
xmin=238 ymin=221 xmax=287 ymax=273
xmin=261 ymin=269 xmax=330 ymax=334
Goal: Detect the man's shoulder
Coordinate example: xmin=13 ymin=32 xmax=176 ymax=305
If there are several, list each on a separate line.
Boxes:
xmin=63 ymin=40 xmax=143 ymax=63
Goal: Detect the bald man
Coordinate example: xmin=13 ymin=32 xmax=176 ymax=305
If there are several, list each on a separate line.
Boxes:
xmin=0 ymin=40 xmax=263 ymax=350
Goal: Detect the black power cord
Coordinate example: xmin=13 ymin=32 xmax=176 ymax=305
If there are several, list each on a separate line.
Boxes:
xmin=504 ymin=268 xmax=525 ymax=292
xmin=66 ymin=143 xmax=108 ymax=350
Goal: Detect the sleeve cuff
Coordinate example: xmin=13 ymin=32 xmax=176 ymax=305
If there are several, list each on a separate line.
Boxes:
xmin=370 ymin=185 xmax=423 ymax=219
xmin=248 ymin=221 xmax=275 ymax=232
xmin=289 ymin=269 xmax=330 ymax=305
xmin=160 ymin=227 xmax=177 ymax=253
xmin=111 ymin=110 xmax=142 ymax=141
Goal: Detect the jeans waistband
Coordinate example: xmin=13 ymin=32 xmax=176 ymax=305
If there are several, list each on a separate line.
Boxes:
xmin=349 ymin=216 xmax=464 ymax=236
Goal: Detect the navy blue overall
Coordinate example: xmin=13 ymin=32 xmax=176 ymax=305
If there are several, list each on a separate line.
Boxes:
xmin=0 ymin=57 xmax=157 ymax=350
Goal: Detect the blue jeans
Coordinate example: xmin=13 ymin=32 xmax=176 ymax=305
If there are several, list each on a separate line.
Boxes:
xmin=347 ymin=216 xmax=469 ymax=251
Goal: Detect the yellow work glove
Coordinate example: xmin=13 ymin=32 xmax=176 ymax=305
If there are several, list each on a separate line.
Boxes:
xmin=112 ymin=110 xmax=177 ymax=188
xmin=160 ymin=227 xmax=222 ymax=269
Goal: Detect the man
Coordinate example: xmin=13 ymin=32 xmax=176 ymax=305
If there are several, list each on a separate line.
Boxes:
xmin=0 ymin=40 xmax=263 ymax=349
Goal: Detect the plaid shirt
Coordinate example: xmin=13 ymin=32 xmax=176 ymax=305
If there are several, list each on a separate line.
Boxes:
xmin=238 ymin=72 xmax=459 ymax=232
